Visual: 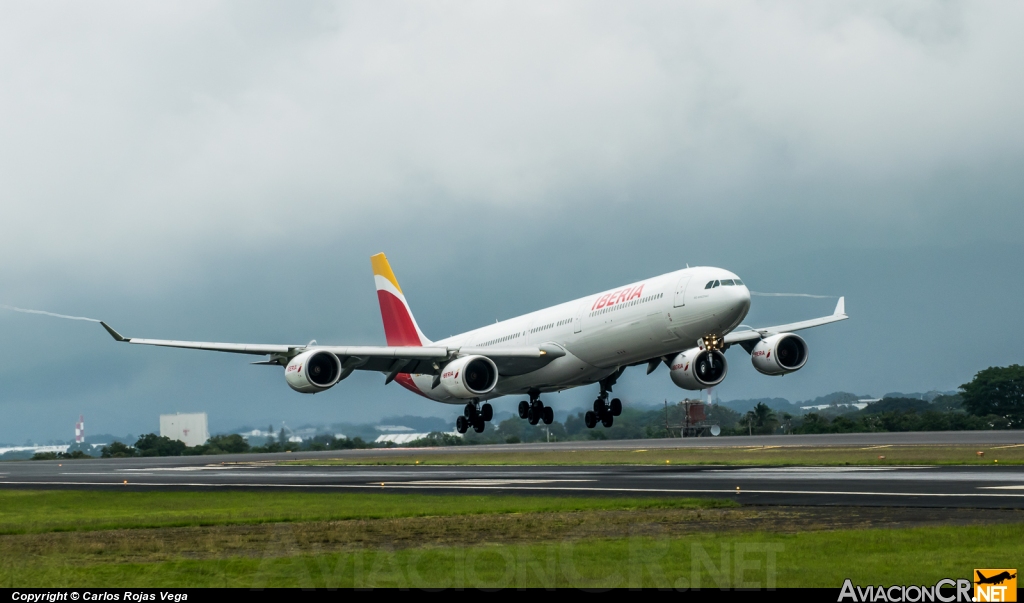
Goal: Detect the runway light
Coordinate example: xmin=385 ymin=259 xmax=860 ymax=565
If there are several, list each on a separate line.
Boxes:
xmin=995 ymin=460 xmax=999 ymax=463
xmin=977 ymin=451 xmax=985 ymax=456
xmin=123 ymin=480 xmax=127 ymax=484
xmin=736 ymin=486 xmax=740 ymax=493
xmin=878 ymin=455 xmax=885 ymax=459
xmin=666 ymin=460 xmax=671 ymax=464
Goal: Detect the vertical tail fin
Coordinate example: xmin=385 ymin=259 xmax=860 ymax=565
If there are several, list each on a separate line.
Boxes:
xmin=371 ymin=253 xmax=431 ymax=347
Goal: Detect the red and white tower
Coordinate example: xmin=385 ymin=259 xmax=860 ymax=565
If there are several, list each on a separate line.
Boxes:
xmin=75 ymin=415 xmax=84 ymax=444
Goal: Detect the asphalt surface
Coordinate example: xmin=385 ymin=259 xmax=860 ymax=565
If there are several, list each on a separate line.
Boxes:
xmin=3 ymin=431 xmax=1024 ymax=508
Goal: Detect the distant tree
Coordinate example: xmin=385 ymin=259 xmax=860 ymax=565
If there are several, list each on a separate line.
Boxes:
xmin=780 ymin=413 xmax=793 ymax=435
xmin=206 ymin=434 xmax=251 ymax=454
xmin=408 ymin=432 xmax=463 ymax=447
xmin=101 ymin=441 xmax=136 ymax=458
xmin=794 ymin=413 xmax=830 ymax=434
xmin=960 ymin=365 xmax=1024 ymax=427
xmin=703 ymin=404 xmax=742 ymax=436
xmin=495 ymin=417 xmax=525 ymax=442
xmin=862 ymin=398 xmax=932 ymax=415
xmin=564 ymin=413 xmax=587 ymax=437
xmin=930 ymin=394 xmax=963 ymax=412
xmin=29 ymin=449 xmax=93 ymax=460
xmin=134 ymin=434 xmax=186 ymax=457
xmin=279 ymin=427 xmax=288 ymax=445
xmin=60 ymin=450 xmax=92 ymax=459
xmin=743 ymin=402 xmax=778 ymax=435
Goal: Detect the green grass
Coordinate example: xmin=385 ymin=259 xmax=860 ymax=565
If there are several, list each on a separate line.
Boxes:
xmin=0 ymin=490 xmax=734 ymax=535
xmin=281 ymin=444 xmax=1024 ymax=466
xmin=2 ymin=489 xmax=1019 ymax=588
xmin=4 ymin=523 xmax=1020 ymax=588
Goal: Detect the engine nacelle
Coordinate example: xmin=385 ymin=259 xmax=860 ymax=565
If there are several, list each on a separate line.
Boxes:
xmin=285 ymin=349 xmax=343 ymax=393
xmin=751 ymin=333 xmax=808 ymax=375
xmin=440 ymin=355 xmax=499 ymax=399
xmin=669 ymin=348 xmax=728 ymax=390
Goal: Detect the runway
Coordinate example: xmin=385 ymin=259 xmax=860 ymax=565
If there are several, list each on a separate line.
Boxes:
xmin=3 ymin=438 xmax=1024 ymax=508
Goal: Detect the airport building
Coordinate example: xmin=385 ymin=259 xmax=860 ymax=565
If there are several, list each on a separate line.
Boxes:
xmin=159 ymin=412 xmax=209 ymax=447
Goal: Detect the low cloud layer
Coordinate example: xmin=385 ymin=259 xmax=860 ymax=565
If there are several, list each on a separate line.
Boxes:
xmin=1 ymin=2 xmax=1022 ymax=441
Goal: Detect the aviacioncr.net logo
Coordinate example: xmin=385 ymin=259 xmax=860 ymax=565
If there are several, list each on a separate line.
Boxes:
xmin=838 ymin=579 xmax=973 ymax=602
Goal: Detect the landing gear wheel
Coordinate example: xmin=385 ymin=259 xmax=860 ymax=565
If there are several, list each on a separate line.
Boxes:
xmin=602 ymin=414 xmax=614 ymax=428
xmin=464 ymin=403 xmax=477 ymax=420
xmin=455 ymin=416 xmax=468 ymax=434
xmin=528 ymin=408 xmax=540 ymax=425
xmin=481 ymin=403 xmax=493 ymax=422
xmin=610 ymin=398 xmax=622 ymax=416
xmin=518 ymin=400 xmax=529 ymax=419
xmin=593 ymin=399 xmax=605 ymax=414
xmin=473 ymin=420 xmax=485 ymax=433
xmin=584 ymin=411 xmax=598 ymax=429
xmin=543 ymin=406 xmax=554 ymax=425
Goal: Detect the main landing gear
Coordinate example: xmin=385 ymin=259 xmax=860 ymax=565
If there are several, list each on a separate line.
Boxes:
xmin=518 ymin=390 xmax=554 ymax=426
xmin=585 ymin=371 xmax=624 ymax=429
xmin=455 ymin=400 xmax=493 ymax=434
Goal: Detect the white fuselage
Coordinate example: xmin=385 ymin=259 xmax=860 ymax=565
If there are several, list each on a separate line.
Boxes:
xmin=405 ymin=267 xmax=751 ymax=403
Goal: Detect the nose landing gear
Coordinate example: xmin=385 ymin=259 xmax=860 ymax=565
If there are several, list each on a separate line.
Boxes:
xmin=455 ymin=399 xmax=493 ymax=434
xmin=518 ymin=390 xmax=553 ymax=425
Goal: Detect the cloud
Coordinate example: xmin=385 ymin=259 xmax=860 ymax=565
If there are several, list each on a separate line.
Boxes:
xmin=1 ymin=2 xmax=1022 ymax=280
xmin=0 ymin=2 xmax=1022 ymax=441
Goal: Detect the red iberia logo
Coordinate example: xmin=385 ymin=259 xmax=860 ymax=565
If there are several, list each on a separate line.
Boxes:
xmin=974 ymin=569 xmax=1016 ymax=602
xmin=591 ymin=284 xmax=645 ymax=311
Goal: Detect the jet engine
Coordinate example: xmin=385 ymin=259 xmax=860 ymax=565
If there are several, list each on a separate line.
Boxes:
xmin=284 ymin=349 xmax=343 ymax=393
xmin=440 ymin=355 xmax=499 ymax=399
xmin=669 ymin=348 xmax=728 ymax=390
xmin=751 ymin=333 xmax=808 ymax=375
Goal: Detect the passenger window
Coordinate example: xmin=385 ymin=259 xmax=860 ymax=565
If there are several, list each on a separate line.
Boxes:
xmin=705 ymin=281 xmax=714 ymax=289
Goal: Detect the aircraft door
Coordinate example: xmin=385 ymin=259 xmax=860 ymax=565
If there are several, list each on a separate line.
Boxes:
xmin=574 ymin=301 xmax=587 ymax=333
xmin=673 ymin=275 xmax=692 ymax=308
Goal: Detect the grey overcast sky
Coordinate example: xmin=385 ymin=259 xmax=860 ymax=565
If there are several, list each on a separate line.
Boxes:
xmin=1 ymin=1 xmax=1022 ymax=442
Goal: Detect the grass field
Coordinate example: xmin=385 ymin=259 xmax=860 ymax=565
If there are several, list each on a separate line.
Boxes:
xmin=1 ymin=489 xmax=1022 ymax=588
xmin=0 ymin=490 xmax=732 ymax=535
xmin=280 ymin=444 xmax=1024 ymax=467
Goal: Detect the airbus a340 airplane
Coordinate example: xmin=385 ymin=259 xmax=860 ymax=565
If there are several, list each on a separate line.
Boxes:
xmin=100 ymin=253 xmax=847 ymax=433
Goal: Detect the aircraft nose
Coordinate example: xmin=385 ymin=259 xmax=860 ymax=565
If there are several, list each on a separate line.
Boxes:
xmin=730 ymin=281 xmax=751 ymax=316
xmin=737 ymin=283 xmax=751 ymax=306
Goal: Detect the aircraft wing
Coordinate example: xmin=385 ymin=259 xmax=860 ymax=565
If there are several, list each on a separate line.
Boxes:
xmin=723 ymin=297 xmax=848 ymax=346
xmin=99 ymin=322 xmax=564 ymax=377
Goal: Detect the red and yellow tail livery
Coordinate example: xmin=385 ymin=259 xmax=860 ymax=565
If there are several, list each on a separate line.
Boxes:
xmin=371 ymin=253 xmax=431 ymax=347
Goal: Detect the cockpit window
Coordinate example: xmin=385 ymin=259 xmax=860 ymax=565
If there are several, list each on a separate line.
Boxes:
xmin=734 ymin=279 xmax=744 ymax=286
xmin=705 ymin=281 xmax=714 ymax=289
xmin=720 ymin=279 xmax=734 ymax=286
xmin=713 ymin=280 xmax=720 ymax=288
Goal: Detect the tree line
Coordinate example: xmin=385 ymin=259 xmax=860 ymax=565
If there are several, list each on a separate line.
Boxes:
xmin=31 ymin=364 xmax=1024 ymax=458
